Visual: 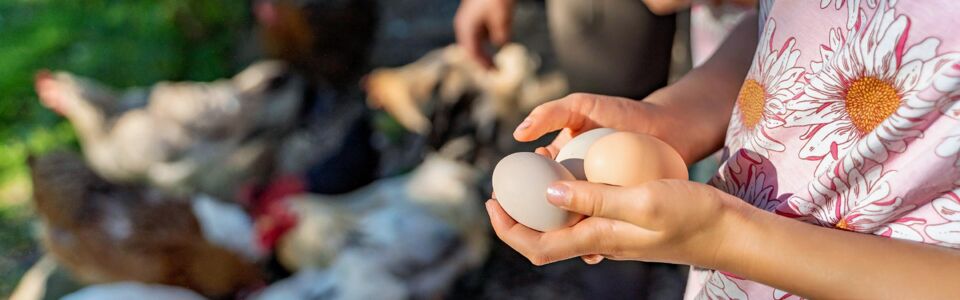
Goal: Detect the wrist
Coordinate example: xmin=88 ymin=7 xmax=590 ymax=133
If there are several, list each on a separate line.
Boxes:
xmin=635 ymin=88 xmax=699 ymax=164
xmin=707 ymin=192 xmax=767 ymax=276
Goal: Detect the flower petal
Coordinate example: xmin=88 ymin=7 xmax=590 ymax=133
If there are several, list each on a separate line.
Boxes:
xmin=926 ymin=222 xmax=960 ymax=245
xmin=933 ymin=195 xmax=960 ymax=222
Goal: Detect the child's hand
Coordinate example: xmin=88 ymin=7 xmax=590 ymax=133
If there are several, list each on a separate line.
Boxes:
xmin=514 ymin=93 xmax=670 ymax=160
xmin=486 ymin=179 xmax=750 ymax=267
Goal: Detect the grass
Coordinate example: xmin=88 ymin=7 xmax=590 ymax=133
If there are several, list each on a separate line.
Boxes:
xmin=0 ymin=191 xmax=38 ymax=298
xmin=0 ymin=0 xmax=251 ymax=296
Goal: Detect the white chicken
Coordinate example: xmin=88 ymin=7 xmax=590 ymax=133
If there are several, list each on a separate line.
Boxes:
xmin=253 ymin=138 xmax=489 ymax=299
xmin=34 ymin=61 xmax=305 ymax=198
xmin=61 ymin=282 xmax=207 ymax=300
xmin=364 ymin=43 xmax=567 ymax=136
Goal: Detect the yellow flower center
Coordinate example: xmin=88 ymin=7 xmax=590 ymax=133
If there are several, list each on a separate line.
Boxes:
xmin=835 ymin=218 xmax=851 ymax=230
xmin=844 ymin=76 xmax=901 ymax=134
xmin=737 ymin=79 xmax=766 ymax=128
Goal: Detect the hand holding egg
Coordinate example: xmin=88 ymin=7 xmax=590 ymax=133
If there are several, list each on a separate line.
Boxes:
xmin=492 ymin=128 xmax=687 ymax=232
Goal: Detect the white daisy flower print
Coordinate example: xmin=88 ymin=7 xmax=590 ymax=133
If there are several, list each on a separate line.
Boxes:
xmin=925 ymin=190 xmax=960 ymax=248
xmin=818 ymin=0 xmax=884 ymax=29
xmin=726 ymin=19 xmax=804 ymax=158
xmin=698 ymin=272 xmax=748 ymax=300
xmin=875 ymin=217 xmax=926 ymax=243
xmin=788 ymin=165 xmax=912 ymax=232
xmin=784 ymin=2 xmax=960 ymax=175
xmin=937 ymin=132 xmax=960 ymax=168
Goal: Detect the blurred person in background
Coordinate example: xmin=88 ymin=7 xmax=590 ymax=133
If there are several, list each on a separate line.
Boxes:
xmin=455 ymin=0 xmax=676 ymax=100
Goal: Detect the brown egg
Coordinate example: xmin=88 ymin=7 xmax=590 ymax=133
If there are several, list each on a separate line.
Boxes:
xmin=584 ymin=132 xmax=687 ymax=186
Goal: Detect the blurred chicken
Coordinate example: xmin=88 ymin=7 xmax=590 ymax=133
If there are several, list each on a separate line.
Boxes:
xmin=29 ymin=152 xmax=262 ymax=298
xmin=62 ymin=282 xmax=206 ymax=300
xmin=9 ymin=255 xmax=79 ymax=300
xmin=253 ymin=253 xmax=406 ymax=300
xmin=34 ymin=61 xmax=305 ymax=199
xmin=364 ymin=43 xmax=567 ymax=137
xmin=255 ymin=0 xmax=378 ymax=90
xmin=251 ymin=138 xmax=489 ymax=299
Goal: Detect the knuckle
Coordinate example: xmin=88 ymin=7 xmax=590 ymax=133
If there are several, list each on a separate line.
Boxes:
xmin=529 ymin=103 xmax=547 ymax=115
xmin=563 ymin=93 xmax=598 ymax=129
xmin=565 ymin=92 xmax=590 ymax=103
xmin=597 ymin=221 xmax=622 ymax=255
xmin=588 ymin=190 xmax=605 ymax=217
xmin=528 ymin=255 xmax=549 ymax=266
xmin=633 ymin=183 xmax=666 ymax=220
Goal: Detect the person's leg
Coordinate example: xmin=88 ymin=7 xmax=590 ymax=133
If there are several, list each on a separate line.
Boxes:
xmin=546 ymin=0 xmax=676 ymax=99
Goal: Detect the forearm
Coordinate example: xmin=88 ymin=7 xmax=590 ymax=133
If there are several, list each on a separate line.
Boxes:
xmin=714 ymin=202 xmax=960 ymax=299
xmin=643 ymin=13 xmax=758 ymax=162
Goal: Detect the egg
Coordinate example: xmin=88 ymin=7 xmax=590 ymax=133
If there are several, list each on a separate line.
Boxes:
xmin=584 ymin=132 xmax=687 ymax=186
xmin=555 ymin=128 xmax=616 ymax=180
xmin=492 ymin=152 xmax=582 ymax=232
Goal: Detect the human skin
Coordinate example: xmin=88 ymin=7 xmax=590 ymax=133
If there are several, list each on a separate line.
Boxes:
xmin=453 ymin=0 xmax=515 ymax=69
xmin=641 ymin=0 xmax=758 ymax=16
xmin=490 ymin=13 xmax=960 ymax=299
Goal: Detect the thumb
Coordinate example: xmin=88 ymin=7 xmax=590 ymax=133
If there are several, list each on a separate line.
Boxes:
xmin=546 ymin=181 xmax=640 ymax=222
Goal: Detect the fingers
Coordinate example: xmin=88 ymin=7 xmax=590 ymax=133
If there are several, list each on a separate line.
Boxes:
xmin=513 ymin=93 xmax=647 ymax=144
xmin=454 ymin=4 xmax=494 ymax=69
xmin=488 ymin=8 xmax=511 ymax=46
xmin=455 ymin=25 xmax=493 ymax=69
xmin=543 ymin=128 xmax=574 ymax=158
xmin=486 ymin=200 xmax=610 ymax=265
xmin=546 ymin=181 xmax=651 ymax=224
xmin=534 ymin=147 xmax=552 ymax=158
xmin=486 ymin=199 xmax=518 ymax=229
xmin=513 ymin=94 xmax=598 ymax=142
xmin=581 ymin=254 xmax=604 ymax=265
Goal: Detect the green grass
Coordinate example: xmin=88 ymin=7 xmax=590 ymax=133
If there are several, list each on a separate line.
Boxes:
xmin=0 ymin=0 xmax=251 ymax=296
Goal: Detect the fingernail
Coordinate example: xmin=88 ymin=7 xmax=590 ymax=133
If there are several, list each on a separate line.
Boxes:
xmin=515 ymin=118 xmax=532 ymax=133
xmin=546 ymin=184 xmax=571 ymax=207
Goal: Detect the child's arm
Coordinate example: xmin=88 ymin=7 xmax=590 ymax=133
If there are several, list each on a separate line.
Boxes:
xmin=487 ymin=180 xmax=960 ymax=299
xmin=643 ymin=13 xmax=758 ymax=162
xmin=512 ymin=13 xmax=758 ymax=164
xmin=716 ymin=200 xmax=960 ymax=299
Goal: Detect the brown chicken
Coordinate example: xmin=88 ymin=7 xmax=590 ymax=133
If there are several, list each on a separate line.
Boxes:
xmin=29 ymin=152 xmax=261 ymax=299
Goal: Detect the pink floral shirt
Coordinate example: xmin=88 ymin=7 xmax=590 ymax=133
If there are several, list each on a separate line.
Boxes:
xmin=687 ymin=0 xmax=960 ymax=299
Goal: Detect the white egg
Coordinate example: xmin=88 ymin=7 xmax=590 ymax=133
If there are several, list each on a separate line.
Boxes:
xmin=492 ymin=152 xmax=581 ymax=232
xmin=555 ymin=128 xmax=616 ymax=180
